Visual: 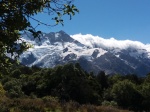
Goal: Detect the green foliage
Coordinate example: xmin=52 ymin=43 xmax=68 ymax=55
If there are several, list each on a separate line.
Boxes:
xmin=96 ymin=71 xmax=108 ymax=89
xmin=0 ymin=72 xmax=3 ymax=79
xmin=0 ymin=62 xmax=150 ymax=111
xmin=0 ymin=0 xmax=79 ymax=69
xmin=123 ymin=74 xmax=144 ymax=84
xmin=141 ymin=83 xmax=150 ymax=99
xmin=145 ymin=73 xmax=150 ymax=83
xmin=3 ymin=78 xmax=24 ymax=98
xmin=0 ymin=83 xmax=5 ymax=98
xmin=38 ymin=63 xmax=102 ymax=104
xmin=140 ymin=82 xmax=150 ymax=111
xmin=108 ymin=74 xmax=123 ymax=85
xmin=11 ymin=69 xmax=21 ymax=78
xmin=102 ymin=100 xmax=118 ymax=107
xmin=111 ymin=80 xmax=143 ymax=110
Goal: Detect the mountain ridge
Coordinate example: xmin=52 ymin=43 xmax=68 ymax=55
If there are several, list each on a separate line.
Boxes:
xmin=19 ymin=31 xmax=150 ymax=76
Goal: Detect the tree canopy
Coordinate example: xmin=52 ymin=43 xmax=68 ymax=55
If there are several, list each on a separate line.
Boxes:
xmin=0 ymin=0 xmax=79 ymax=68
xmin=0 ymin=63 xmax=150 ymax=111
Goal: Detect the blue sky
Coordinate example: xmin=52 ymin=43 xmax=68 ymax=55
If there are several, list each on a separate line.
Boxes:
xmin=31 ymin=0 xmax=150 ymax=44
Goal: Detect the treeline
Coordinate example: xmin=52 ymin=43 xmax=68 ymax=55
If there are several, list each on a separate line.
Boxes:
xmin=0 ymin=63 xmax=150 ymax=111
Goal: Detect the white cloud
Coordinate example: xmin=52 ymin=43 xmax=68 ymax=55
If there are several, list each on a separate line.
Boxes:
xmin=70 ymin=33 xmax=150 ymax=53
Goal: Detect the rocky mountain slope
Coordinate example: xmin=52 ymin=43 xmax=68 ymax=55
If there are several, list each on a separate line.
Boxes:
xmin=19 ymin=31 xmax=150 ymax=76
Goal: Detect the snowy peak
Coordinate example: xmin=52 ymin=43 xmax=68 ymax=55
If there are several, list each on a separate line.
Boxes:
xmin=44 ymin=30 xmax=74 ymax=44
xmin=21 ymin=30 xmax=75 ymax=46
xmin=20 ymin=31 xmax=150 ymax=76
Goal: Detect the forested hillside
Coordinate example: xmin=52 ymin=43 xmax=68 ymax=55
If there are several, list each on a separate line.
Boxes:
xmin=0 ymin=63 xmax=150 ymax=111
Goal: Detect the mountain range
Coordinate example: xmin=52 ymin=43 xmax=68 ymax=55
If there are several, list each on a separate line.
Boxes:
xmin=19 ymin=30 xmax=150 ymax=76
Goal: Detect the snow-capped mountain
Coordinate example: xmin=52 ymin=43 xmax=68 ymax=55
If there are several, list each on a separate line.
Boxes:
xmin=20 ymin=31 xmax=150 ymax=76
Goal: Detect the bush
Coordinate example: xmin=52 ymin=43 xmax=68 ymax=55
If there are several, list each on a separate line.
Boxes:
xmin=0 ymin=83 xmax=5 ymax=98
xmin=102 ymin=100 xmax=118 ymax=107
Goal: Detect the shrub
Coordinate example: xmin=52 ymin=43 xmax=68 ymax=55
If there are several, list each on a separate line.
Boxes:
xmin=0 ymin=83 xmax=5 ymax=97
xmin=102 ymin=100 xmax=118 ymax=107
